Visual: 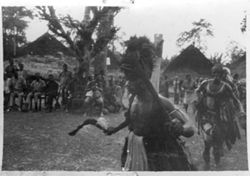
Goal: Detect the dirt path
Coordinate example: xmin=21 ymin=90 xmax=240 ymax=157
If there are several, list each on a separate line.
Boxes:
xmin=2 ymin=109 xmax=248 ymax=171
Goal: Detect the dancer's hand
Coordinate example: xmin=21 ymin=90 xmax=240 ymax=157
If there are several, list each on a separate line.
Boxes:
xmin=104 ymin=127 xmax=116 ymax=135
xmin=165 ymin=121 xmax=184 ymax=137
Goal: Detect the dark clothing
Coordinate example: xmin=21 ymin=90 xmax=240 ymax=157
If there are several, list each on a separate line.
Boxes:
xmin=196 ymin=79 xmax=241 ymax=164
xmin=123 ymin=96 xmax=194 ymax=171
xmin=45 ymin=80 xmax=59 ymax=111
xmin=165 ymin=80 xmax=169 ymax=98
xmin=45 ymin=80 xmax=59 ymax=95
xmin=5 ymin=65 xmax=18 ymax=78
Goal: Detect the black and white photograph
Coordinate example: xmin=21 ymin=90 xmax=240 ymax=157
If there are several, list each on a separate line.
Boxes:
xmin=1 ymin=0 xmax=249 ymax=174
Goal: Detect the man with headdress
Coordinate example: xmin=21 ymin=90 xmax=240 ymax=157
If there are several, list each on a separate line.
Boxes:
xmin=104 ymin=36 xmax=195 ymax=171
xmin=195 ymin=64 xmax=245 ymax=169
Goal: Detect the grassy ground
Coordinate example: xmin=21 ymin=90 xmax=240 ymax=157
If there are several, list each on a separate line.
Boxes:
xmin=2 ymin=105 xmax=248 ymax=171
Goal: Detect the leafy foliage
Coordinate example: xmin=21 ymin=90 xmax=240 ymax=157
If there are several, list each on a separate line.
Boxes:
xmin=240 ymin=14 xmax=246 ymax=33
xmin=176 ymin=19 xmax=213 ymax=52
xmin=36 ymin=6 xmax=121 ymax=70
xmin=226 ymin=41 xmax=246 ymax=64
xmin=2 ymin=6 xmax=33 ymax=59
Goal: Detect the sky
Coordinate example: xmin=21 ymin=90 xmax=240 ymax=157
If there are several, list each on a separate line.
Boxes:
xmin=22 ymin=0 xmax=248 ymax=62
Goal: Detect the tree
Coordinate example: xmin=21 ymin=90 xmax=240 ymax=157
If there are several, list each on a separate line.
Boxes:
xmin=160 ymin=57 xmax=170 ymax=70
xmin=176 ymin=19 xmax=213 ymax=52
xmin=240 ymin=13 xmax=246 ymax=33
xmin=36 ymin=6 xmax=121 ymax=76
xmin=2 ymin=6 xmax=33 ymax=59
xmin=226 ymin=41 xmax=246 ymax=64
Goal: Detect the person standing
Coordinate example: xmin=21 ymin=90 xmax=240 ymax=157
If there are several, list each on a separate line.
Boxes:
xmin=195 ymin=64 xmax=245 ymax=169
xmin=164 ymin=75 xmax=169 ymax=98
xmin=179 ymin=79 xmax=184 ymax=105
xmin=6 ymin=74 xmax=17 ymax=111
xmin=104 ymin=45 xmax=195 ymax=171
xmin=5 ymin=58 xmax=18 ymax=79
xmin=59 ymin=64 xmax=72 ymax=110
xmin=173 ymin=76 xmax=180 ymax=104
xmin=17 ymin=63 xmax=28 ymax=80
xmin=182 ymin=74 xmax=195 ymax=113
xmin=45 ymin=74 xmax=59 ymax=112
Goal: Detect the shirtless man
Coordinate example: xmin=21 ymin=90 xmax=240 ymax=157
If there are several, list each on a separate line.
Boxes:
xmin=196 ymin=64 xmax=245 ymax=169
xmin=104 ymin=41 xmax=195 ymax=171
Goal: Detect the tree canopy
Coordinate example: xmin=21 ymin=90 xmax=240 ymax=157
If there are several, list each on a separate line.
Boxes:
xmin=226 ymin=41 xmax=246 ymax=64
xmin=36 ymin=6 xmax=121 ymax=75
xmin=2 ymin=6 xmax=33 ymax=59
xmin=176 ymin=19 xmax=213 ymax=52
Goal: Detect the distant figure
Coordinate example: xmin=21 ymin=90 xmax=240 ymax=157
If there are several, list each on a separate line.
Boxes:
xmin=45 ymin=74 xmax=59 ymax=113
xmin=173 ymin=76 xmax=180 ymax=104
xmin=113 ymin=80 xmax=124 ymax=112
xmin=6 ymin=75 xmax=17 ymax=112
xmin=183 ymin=74 xmax=195 ymax=112
xmin=95 ymin=72 xmax=106 ymax=89
xmin=232 ymin=73 xmax=240 ymax=97
xmin=17 ymin=63 xmax=28 ymax=80
xmin=164 ymin=76 xmax=169 ymax=98
xmin=26 ymin=73 xmax=46 ymax=112
xmin=179 ymin=80 xmax=184 ymax=104
xmin=59 ymin=64 xmax=72 ymax=110
xmin=195 ymin=64 xmax=245 ymax=169
xmin=84 ymin=82 xmax=104 ymax=117
xmin=108 ymin=75 xmax=115 ymax=89
xmin=5 ymin=58 xmax=18 ymax=79
xmin=8 ymin=73 xmax=27 ymax=112
xmin=4 ymin=74 xmax=11 ymax=111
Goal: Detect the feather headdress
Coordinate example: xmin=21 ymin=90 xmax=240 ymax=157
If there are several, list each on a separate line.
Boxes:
xmin=120 ymin=36 xmax=156 ymax=80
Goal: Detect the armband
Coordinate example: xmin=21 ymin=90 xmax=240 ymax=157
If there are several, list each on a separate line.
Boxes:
xmin=168 ymin=108 xmax=185 ymax=123
xmin=169 ymin=109 xmax=178 ymax=116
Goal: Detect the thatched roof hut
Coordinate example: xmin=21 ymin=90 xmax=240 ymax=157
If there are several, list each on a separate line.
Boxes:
xmin=164 ymin=45 xmax=213 ymax=78
xmin=18 ymin=32 xmax=74 ymax=57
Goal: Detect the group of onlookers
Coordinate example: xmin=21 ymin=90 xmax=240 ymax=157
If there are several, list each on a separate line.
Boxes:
xmin=4 ymin=58 xmax=58 ymax=112
xmin=163 ymin=74 xmax=203 ymax=113
xmin=162 ymin=71 xmax=245 ymax=113
xmin=4 ymin=58 xmax=127 ymax=115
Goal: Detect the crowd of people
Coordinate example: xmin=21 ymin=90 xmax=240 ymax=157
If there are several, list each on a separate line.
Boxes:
xmin=4 ymin=56 xmax=246 ymax=171
xmin=104 ymin=54 xmax=246 ymax=171
xmin=4 ymin=58 xmax=126 ymax=115
xmin=163 ymin=72 xmax=246 ymax=114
